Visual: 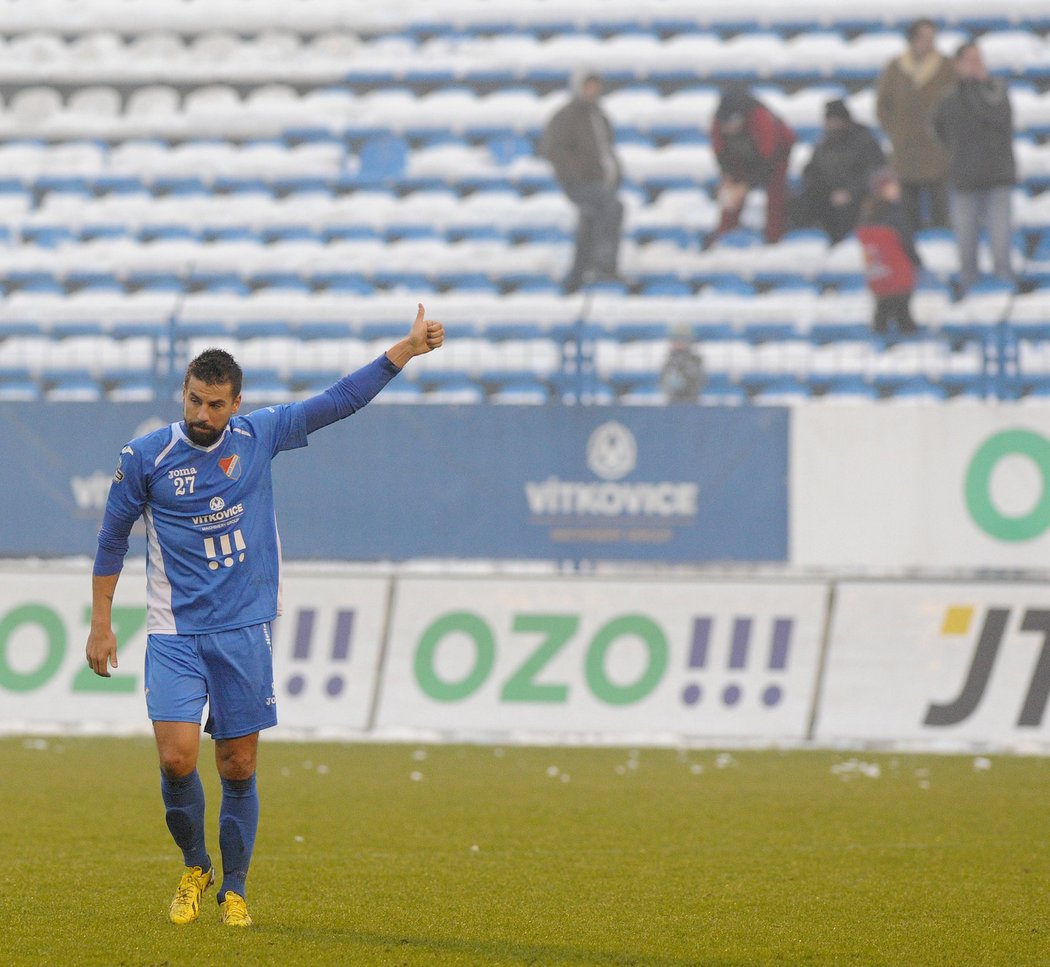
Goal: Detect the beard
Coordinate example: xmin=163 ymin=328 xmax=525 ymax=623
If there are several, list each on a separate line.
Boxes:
xmin=185 ymin=422 xmax=223 ymax=446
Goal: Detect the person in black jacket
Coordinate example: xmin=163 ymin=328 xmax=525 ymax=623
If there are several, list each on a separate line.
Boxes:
xmin=793 ymin=99 xmax=886 ymax=244
xmin=934 ymin=42 xmax=1016 ymax=295
xmin=541 ymin=71 xmax=624 ymax=293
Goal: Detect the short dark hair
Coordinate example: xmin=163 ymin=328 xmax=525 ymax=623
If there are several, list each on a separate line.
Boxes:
xmin=184 ymin=348 xmax=242 ymax=398
xmin=906 ymin=18 xmax=937 ymax=42
xmin=955 ymin=41 xmax=978 ymax=59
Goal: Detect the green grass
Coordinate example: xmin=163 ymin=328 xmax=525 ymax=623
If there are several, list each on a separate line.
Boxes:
xmin=3 ymin=737 xmax=1049 ymax=966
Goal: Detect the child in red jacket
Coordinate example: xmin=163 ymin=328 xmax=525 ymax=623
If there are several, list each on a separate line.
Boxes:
xmin=855 ymin=167 xmax=921 ymax=334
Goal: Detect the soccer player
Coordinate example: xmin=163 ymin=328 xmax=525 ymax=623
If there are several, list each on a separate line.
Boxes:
xmin=85 ymin=304 xmax=444 ymax=927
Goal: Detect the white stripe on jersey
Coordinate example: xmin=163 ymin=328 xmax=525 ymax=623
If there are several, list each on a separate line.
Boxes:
xmin=153 ymin=423 xmax=181 ymax=467
xmin=274 ymin=510 xmax=285 ymax=619
xmin=143 ymin=505 xmax=177 ymax=634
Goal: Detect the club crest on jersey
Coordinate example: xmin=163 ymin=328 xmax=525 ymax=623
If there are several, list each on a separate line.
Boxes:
xmin=219 ymin=454 xmax=242 ymax=480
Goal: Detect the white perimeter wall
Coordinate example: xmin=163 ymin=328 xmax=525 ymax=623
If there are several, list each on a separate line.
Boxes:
xmin=792 ymin=402 xmax=1050 ymax=572
xmin=4 ymin=563 xmax=1050 ymax=753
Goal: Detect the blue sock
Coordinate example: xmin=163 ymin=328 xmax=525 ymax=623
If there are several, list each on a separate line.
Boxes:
xmin=160 ymin=769 xmax=211 ymax=872
xmin=218 ymin=775 xmax=259 ymax=902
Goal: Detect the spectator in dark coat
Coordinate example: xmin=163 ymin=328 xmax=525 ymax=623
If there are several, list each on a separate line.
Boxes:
xmin=710 ymin=84 xmax=796 ymax=244
xmin=934 ymin=41 xmax=1017 ymax=295
xmin=541 ymin=70 xmax=624 ymax=293
xmin=793 ymin=99 xmax=886 ymax=244
xmin=856 ymin=167 xmax=922 ymax=335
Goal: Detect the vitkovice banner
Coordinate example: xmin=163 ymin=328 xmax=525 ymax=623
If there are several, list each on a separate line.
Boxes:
xmin=0 ymin=402 xmax=788 ymax=564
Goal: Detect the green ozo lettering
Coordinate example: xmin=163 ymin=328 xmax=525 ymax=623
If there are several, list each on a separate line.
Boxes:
xmin=0 ymin=604 xmax=66 ymax=691
xmin=966 ymin=429 xmax=1050 ymax=542
xmin=414 ymin=611 xmax=667 ymax=705
xmin=0 ymin=604 xmax=144 ymax=693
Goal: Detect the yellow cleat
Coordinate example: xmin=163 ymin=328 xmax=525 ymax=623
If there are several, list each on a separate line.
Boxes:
xmin=219 ymin=891 xmax=253 ymax=927
xmin=168 ymin=866 xmax=214 ymax=925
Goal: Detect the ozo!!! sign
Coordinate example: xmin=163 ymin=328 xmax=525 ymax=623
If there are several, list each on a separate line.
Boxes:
xmin=376 ymin=576 xmax=827 ymax=741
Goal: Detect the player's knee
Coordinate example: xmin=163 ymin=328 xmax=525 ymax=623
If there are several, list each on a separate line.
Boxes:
xmin=216 ymin=743 xmax=256 ymax=780
xmin=218 ymin=757 xmax=256 ymax=781
xmin=158 ymin=750 xmax=196 ymax=779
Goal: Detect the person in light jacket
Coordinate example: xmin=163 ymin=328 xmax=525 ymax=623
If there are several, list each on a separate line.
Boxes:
xmin=876 ymin=17 xmax=957 ymax=234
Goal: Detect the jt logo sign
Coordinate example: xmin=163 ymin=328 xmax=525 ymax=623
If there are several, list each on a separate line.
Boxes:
xmin=924 ymin=607 xmax=1050 ymax=727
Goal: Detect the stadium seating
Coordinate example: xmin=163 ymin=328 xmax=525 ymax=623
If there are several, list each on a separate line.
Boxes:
xmin=0 ymin=2 xmax=1047 ymax=403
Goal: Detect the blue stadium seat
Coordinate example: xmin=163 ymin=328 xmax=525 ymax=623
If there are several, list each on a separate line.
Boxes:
xmin=0 ymin=367 xmax=40 ymax=401
xmin=247 ymin=272 xmax=312 ymax=292
xmin=0 ymin=319 xmax=45 ymax=338
xmin=127 ymin=273 xmax=185 ymax=293
xmin=7 ymin=271 xmax=64 ymax=293
xmin=234 ymin=320 xmax=295 ymax=340
xmin=111 ymin=319 xmax=169 ymax=339
xmin=942 ymin=371 xmax=993 ymax=399
xmin=51 ymin=319 xmax=108 ymax=339
xmin=308 ymin=272 xmax=374 ymax=295
xmin=548 ymin=371 xmax=615 ymax=405
xmin=744 ymin=374 xmax=811 ymax=404
xmin=289 ymin=369 xmax=343 ymax=395
xmin=22 ymin=226 xmax=77 ymax=248
xmin=435 ymin=272 xmax=501 ymax=293
xmin=139 ymin=225 xmax=200 ymax=243
xmin=293 ymin=321 xmax=355 ymax=341
xmin=43 ymin=369 xmax=102 ymax=401
xmin=699 ymin=374 xmax=748 ymax=405
xmin=368 ymin=377 xmax=424 ymax=403
xmin=239 ymin=368 xmax=290 ymax=402
xmin=619 ymin=373 xmax=668 ymax=405
xmin=814 ymin=373 xmax=878 ymax=402
xmin=346 ymin=134 xmax=409 ymax=187
xmin=370 ymin=271 xmax=435 ymax=291
xmin=359 ymin=319 xmax=413 ymax=341
xmin=613 ymin=322 xmax=671 ymax=342
xmin=489 ymin=375 xmax=551 ymax=405
xmin=103 ymin=368 xmax=157 ymax=402
xmin=880 ymin=375 xmax=948 ymax=402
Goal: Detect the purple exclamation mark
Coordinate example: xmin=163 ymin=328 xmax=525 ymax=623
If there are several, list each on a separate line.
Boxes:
xmin=763 ymin=618 xmax=792 ymax=707
xmin=287 ymin=609 xmax=314 ymax=696
xmin=681 ymin=617 xmax=710 ymax=706
xmin=722 ymin=618 xmax=751 ymax=706
xmin=326 ymin=610 xmax=354 ymax=697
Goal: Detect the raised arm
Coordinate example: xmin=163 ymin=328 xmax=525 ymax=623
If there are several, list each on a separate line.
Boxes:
xmin=302 ymin=303 xmax=445 ymax=434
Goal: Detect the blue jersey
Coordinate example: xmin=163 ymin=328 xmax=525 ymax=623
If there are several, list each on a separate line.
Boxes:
xmin=104 ymin=403 xmax=308 ymax=635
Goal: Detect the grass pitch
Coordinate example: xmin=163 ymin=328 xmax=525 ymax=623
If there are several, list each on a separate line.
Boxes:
xmin=3 ymin=737 xmax=1049 ymax=966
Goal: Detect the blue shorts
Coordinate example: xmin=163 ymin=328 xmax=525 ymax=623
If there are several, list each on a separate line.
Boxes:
xmin=144 ymin=623 xmax=277 ymax=739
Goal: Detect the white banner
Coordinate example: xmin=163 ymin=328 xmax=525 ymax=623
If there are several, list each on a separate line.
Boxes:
xmin=0 ymin=569 xmax=150 ymax=729
xmin=376 ymin=577 xmax=828 ymax=741
xmin=269 ymin=574 xmax=390 ymax=733
xmin=817 ymin=582 xmax=1050 ymax=749
xmin=0 ymin=565 xmax=390 ymax=734
xmin=792 ymin=404 xmax=1050 ymax=570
